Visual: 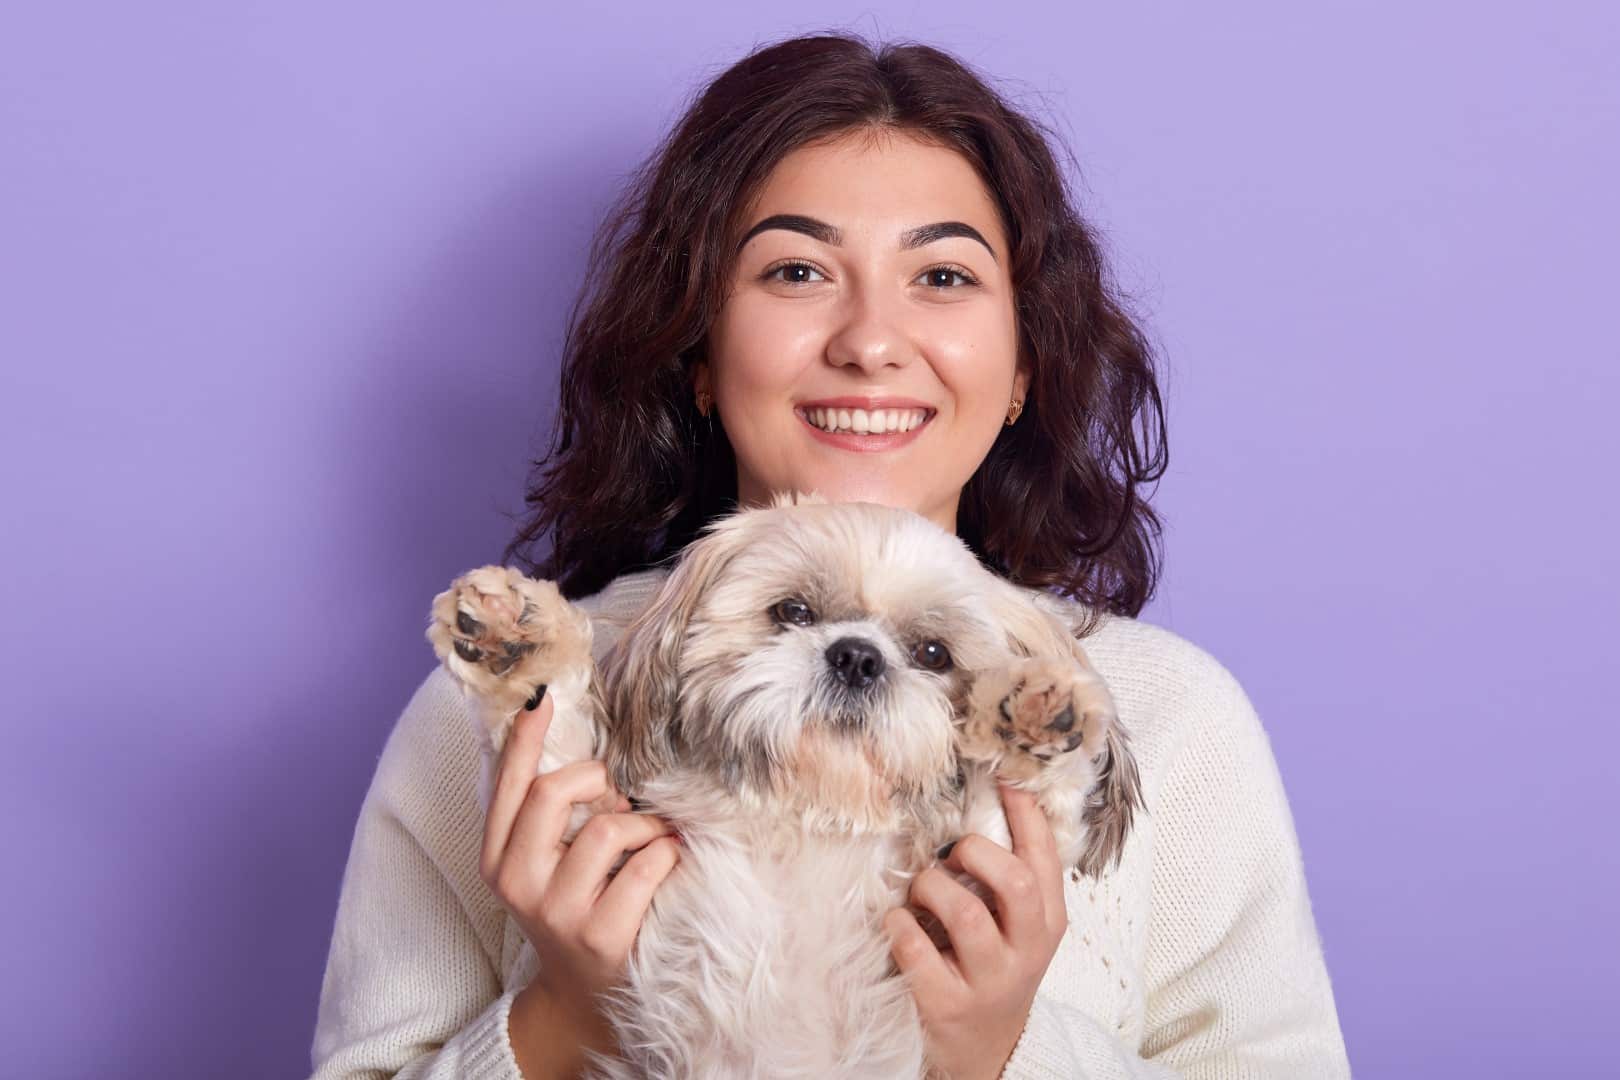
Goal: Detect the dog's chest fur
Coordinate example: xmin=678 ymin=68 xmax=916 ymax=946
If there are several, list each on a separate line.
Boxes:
xmin=495 ymin=828 xmax=1151 ymax=1079
xmin=500 ymin=781 xmax=933 ymax=1078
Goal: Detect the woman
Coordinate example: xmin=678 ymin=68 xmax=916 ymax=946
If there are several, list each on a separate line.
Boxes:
xmin=311 ymin=32 xmax=1351 ymax=1080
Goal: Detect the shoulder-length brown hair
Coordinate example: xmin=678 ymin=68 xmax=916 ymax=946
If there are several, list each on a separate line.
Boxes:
xmin=503 ymin=31 xmax=1168 ymax=629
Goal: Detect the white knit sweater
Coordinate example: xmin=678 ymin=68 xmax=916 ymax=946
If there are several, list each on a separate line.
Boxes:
xmin=310 ymin=567 xmax=1352 ymax=1079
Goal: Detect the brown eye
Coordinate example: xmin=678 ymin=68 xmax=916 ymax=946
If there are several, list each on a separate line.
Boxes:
xmin=911 ymin=640 xmax=952 ymax=671
xmin=771 ymin=598 xmax=816 ymax=627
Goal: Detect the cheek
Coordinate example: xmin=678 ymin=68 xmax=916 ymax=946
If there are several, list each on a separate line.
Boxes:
xmin=710 ymin=296 xmax=823 ymax=401
xmin=684 ymin=634 xmax=816 ymax=750
xmin=923 ymin=305 xmax=1018 ymax=413
xmin=941 ymin=354 xmax=1016 ymax=421
xmin=946 ymin=670 xmax=978 ymax=720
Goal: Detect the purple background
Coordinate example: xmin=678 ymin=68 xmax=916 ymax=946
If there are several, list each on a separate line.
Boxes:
xmin=3 ymin=4 xmax=1615 ymax=1077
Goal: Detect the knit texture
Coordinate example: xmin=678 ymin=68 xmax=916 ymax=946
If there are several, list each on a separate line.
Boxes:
xmin=310 ymin=568 xmax=1352 ymax=1078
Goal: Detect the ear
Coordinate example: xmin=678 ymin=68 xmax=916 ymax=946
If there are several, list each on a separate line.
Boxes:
xmin=599 ymin=513 xmax=751 ymax=795
xmin=982 ymin=575 xmax=1091 ymax=667
xmin=1075 ymin=720 xmax=1145 ymax=878
xmin=1013 ymin=356 xmax=1032 ymax=404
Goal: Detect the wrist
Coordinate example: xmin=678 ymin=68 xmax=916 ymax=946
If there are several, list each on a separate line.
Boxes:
xmin=508 ymin=979 xmax=617 ymax=1079
xmin=981 ymin=1000 xmax=1033 ymax=1080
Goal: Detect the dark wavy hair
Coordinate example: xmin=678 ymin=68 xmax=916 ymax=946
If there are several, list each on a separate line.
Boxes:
xmin=502 ymin=30 xmax=1169 ymax=633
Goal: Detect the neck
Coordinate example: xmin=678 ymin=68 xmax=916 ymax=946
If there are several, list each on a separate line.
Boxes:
xmin=733 ymin=482 xmax=962 ymax=537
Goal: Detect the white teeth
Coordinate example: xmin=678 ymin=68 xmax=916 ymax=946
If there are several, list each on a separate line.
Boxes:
xmin=802 ymin=406 xmax=929 ymax=435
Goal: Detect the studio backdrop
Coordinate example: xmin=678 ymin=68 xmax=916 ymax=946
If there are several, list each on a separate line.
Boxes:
xmin=2 ymin=3 xmax=1615 ymax=1077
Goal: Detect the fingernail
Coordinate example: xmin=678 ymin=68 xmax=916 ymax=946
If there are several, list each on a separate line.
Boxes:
xmin=524 ymin=684 xmax=548 ymax=711
xmin=936 ymin=839 xmax=957 ymax=860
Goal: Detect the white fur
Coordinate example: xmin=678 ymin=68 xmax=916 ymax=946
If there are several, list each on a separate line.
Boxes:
xmin=591 ymin=774 xmax=929 ymax=1079
xmin=428 ymin=494 xmax=1139 ymax=1079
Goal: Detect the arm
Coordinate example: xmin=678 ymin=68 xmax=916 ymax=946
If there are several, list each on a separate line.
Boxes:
xmin=310 ymin=666 xmax=525 ymax=1079
xmin=998 ymin=668 xmax=1352 ymax=1079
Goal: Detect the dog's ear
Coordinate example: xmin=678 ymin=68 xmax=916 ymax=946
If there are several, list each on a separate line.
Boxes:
xmin=1076 ymin=720 xmax=1145 ymax=878
xmin=981 ymin=576 xmax=1145 ymax=877
xmin=981 ymin=575 xmax=1095 ymax=668
xmin=599 ymin=513 xmax=750 ymax=796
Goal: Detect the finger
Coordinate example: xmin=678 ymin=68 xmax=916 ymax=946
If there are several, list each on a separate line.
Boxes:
xmin=589 ymin=834 xmax=682 ymax=945
xmin=883 ymin=906 xmax=962 ymax=1004
xmin=482 ymin=694 xmax=554 ymax=877
xmin=546 ymin=812 xmax=675 ymax=914
xmin=943 ymin=833 xmax=1046 ymax=951
xmin=499 ymin=759 xmax=616 ymax=885
xmin=1000 ymin=782 xmax=1065 ymax=918
xmin=907 ymin=865 xmax=1006 ymax=977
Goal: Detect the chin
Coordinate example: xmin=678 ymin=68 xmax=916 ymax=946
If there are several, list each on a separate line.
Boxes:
xmin=427 ymin=491 xmax=1144 ymax=1078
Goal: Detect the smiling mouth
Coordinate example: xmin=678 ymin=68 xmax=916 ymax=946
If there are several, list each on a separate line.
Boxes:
xmin=794 ymin=405 xmax=934 ymax=435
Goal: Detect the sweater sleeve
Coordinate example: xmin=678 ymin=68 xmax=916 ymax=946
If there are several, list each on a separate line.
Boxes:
xmin=309 ymin=665 xmax=526 ymax=1080
xmin=999 ymin=666 xmax=1352 ymax=1080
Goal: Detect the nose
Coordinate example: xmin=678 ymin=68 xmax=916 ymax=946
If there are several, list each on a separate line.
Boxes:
xmin=824 ymin=289 xmax=914 ymax=376
xmin=825 ymin=636 xmax=886 ymax=690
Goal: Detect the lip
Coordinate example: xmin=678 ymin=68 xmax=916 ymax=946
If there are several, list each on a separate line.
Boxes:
xmin=797 ymin=395 xmax=935 ymax=412
xmin=794 ymin=397 xmax=935 ymax=453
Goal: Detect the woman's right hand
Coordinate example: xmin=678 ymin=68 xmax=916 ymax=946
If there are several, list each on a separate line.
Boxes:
xmin=482 ymin=690 xmax=681 ymax=1078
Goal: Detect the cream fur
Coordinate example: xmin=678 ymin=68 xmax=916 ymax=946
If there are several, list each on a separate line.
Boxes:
xmin=425 ymin=493 xmax=1144 ymax=1078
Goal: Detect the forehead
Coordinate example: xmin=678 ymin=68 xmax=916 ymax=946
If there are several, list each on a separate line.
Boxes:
xmin=722 ymin=504 xmax=991 ymax=625
xmin=739 ymin=130 xmax=1009 ymax=263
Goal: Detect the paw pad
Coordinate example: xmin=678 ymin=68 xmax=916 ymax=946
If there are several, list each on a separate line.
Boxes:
xmin=998 ymin=659 xmax=1113 ymax=761
xmin=426 ymin=566 xmax=583 ymax=713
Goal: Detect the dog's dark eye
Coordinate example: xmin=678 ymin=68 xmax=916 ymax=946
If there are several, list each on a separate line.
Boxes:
xmin=770 ymin=598 xmax=816 ymax=627
xmin=911 ymin=640 xmax=952 ymax=671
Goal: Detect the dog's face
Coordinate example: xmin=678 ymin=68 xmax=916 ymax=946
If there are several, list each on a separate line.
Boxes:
xmin=602 ymin=492 xmax=1078 ymax=833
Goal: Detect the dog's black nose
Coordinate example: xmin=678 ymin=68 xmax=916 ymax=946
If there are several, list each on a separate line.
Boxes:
xmin=825 ymin=636 xmax=885 ymax=690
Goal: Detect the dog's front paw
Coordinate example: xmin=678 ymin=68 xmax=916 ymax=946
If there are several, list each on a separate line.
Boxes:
xmin=426 ymin=566 xmax=592 ymax=721
xmin=961 ymin=656 xmax=1117 ymax=782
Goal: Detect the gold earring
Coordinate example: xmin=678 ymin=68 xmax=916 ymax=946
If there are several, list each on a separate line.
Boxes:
xmin=695 ymin=390 xmax=712 ymax=417
xmin=1005 ymin=398 xmax=1024 ymax=426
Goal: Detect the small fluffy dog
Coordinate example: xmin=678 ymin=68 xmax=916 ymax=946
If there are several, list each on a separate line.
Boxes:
xmin=426 ymin=492 xmax=1143 ymax=1079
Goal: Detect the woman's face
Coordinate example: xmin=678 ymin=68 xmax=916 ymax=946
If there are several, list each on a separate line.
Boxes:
xmin=697 ymin=128 xmax=1027 ymax=535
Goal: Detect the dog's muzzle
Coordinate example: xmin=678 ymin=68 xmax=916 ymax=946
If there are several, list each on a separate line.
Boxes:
xmin=825 ymin=635 xmax=885 ymax=690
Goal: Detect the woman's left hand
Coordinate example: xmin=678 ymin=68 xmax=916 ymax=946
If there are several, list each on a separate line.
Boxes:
xmin=883 ymin=783 xmax=1068 ymax=1080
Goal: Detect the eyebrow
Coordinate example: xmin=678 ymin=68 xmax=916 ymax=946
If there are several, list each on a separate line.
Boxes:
xmin=735 ymin=214 xmax=998 ymax=263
